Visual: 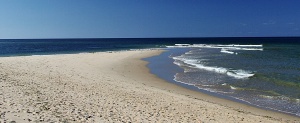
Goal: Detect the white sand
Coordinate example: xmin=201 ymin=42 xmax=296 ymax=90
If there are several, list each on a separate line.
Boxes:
xmin=0 ymin=50 xmax=299 ymax=122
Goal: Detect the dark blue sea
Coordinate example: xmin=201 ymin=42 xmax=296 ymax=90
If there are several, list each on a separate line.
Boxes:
xmin=1 ymin=37 xmax=300 ymax=116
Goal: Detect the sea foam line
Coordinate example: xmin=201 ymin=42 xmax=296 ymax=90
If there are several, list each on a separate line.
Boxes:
xmin=173 ymin=56 xmax=255 ymax=79
xmin=221 ymin=49 xmax=236 ymax=54
xmin=167 ymin=44 xmax=264 ymax=52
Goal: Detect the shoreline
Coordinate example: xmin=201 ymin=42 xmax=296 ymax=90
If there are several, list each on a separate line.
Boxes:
xmin=142 ymin=50 xmax=300 ymax=119
xmin=0 ymin=50 xmax=299 ymax=122
xmin=144 ymin=48 xmax=300 ymax=118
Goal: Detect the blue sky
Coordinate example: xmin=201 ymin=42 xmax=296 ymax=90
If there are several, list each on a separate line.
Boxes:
xmin=1 ymin=0 xmax=300 ymax=38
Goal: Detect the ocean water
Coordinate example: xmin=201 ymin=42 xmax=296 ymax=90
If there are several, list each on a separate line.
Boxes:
xmin=1 ymin=37 xmax=300 ymax=116
xmin=1 ymin=37 xmax=299 ymax=56
xmin=0 ymin=38 xmax=168 ymax=56
xmin=165 ymin=44 xmax=300 ymax=116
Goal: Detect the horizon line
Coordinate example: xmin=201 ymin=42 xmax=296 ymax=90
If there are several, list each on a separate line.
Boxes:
xmin=1 ymin=36 xmax=300 ymax=40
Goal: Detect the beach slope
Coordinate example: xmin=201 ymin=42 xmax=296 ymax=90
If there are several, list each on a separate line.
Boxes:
xmin=0 ymin=50 xmax=299 ymax=122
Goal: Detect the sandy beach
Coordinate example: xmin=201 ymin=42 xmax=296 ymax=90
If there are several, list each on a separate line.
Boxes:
xmin=0 ymin=50 xmax=299 ymax=123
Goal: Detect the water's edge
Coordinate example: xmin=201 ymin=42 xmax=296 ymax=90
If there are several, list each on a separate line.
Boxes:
xmin=143 ymin=48 xmax=300 ymax=117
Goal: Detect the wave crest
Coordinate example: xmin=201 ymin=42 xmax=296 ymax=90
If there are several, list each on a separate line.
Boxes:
xmin=173 ymin=56 xmax=255 ymax=79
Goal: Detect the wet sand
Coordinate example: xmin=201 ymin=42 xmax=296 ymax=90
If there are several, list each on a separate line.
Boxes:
xmin=0 ymin=50 xmax=299 ymax=122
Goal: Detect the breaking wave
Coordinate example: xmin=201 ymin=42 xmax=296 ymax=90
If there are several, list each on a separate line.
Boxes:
xmin=167 ymin=44 xmax=263 ymax=55
xmin=173 ymin=56 xmax=255 ymax=79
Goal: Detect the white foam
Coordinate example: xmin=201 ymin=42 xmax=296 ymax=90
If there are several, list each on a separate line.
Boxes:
xmin=173 ymin=56 xmax=255 ymax=79
xmin=230 ymin=86 xmax=238 ymax=90
xmin=296 ymin=99 xmax=300 ymax=103
xmin=200 ymin=84 xmax=215 ymax=87
xmin=221 ymin=49 xmax=235 ymax=54
xmin=227 ymin=47 xmax=262 ymax=51
xmin=167 ymin=44 xmax=264 ymax=51
xmin=216 ymin=44 xmax=263 ymax=47
xmin=185 ymin=51 xmax=193 ymax=54
xmin=222 ymin=83 xmax=227 ymax=86
xmin=173 ymin=61 xmax=182 ymax=66
xmin=195 ymin=64 xmax=228 ymax=73
xmin=175 ymin=44 xmax=190 ymax=46
xmin=227 ymin=70 xmax=255 ymax=79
